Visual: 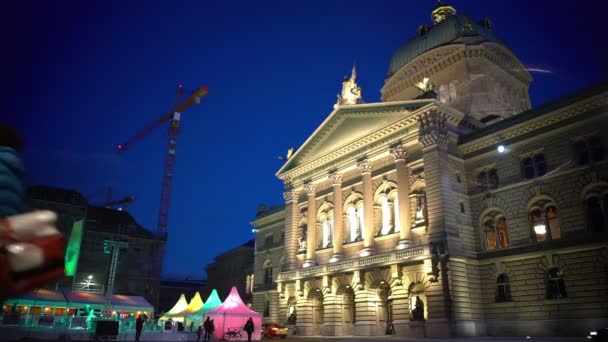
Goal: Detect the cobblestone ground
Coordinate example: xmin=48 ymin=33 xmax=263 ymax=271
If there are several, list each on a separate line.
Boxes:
xmin=269 ymin=337 xmax=586 ymax=342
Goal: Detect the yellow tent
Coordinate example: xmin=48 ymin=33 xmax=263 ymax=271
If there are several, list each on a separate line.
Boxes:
xmin=175 ymin=292 xmax=204 ymax=316
xmin=160 ymin=293 xmax=189 ymax=320
xmin=162 ymin=292 xmax=204 ymax=323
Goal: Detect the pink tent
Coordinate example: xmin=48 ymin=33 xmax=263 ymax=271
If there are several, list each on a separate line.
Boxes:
xmin=206 ymin=286 xmax=262 ymax=341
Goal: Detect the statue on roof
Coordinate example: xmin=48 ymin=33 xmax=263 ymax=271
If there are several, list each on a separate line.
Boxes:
xmin=431 ymin=1 xmax=457 ymax=24
xmin=335 ymin=65 xmax=363 ymax=108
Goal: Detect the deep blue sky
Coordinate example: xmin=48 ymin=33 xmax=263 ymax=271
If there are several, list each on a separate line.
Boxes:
xmin=2 ymin=1 xmax=607 ymax=279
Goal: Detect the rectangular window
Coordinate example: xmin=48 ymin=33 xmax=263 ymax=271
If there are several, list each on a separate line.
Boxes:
xmin=590 ymin=136 xmax=605 ymax=162
xmin=534 ymin=154 xmax=547 ymax=176
xmin=522 ymin=157 xmax=535 ymax=179
xmin=459 ymin=202 xmax=465 ymax=213
xmin=265 ymin=235 xmax=273 ymax=249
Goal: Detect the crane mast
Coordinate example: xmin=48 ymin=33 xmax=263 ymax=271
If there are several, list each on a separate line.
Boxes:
xmin=157 ymin=85 xmax=184 ymax=239
xmin=116 ymin=85 xmax=209 ymax=239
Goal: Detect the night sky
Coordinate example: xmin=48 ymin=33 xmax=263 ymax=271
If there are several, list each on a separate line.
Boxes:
xmin=2 ymin=0 xmax=607 ymax=279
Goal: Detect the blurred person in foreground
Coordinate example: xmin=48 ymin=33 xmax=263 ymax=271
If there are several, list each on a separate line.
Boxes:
xmin=0 ymin=123 xmax=64 ymax=301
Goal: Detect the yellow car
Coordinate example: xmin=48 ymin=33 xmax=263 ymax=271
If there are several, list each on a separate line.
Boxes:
xmin=262 ymin=323 xmax=288 ymax=339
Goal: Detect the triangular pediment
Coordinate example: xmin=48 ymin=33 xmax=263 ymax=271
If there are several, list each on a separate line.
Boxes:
xmin=278 ymin=100 xmax=433 ymax=176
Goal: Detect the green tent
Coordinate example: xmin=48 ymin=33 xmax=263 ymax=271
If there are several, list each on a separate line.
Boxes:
xmin=185 ymin=289 xmax=222 ymax=324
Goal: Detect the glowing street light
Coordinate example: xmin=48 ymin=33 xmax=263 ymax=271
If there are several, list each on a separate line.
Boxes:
xmin=497 ymin=144 xmax=506 ymax=153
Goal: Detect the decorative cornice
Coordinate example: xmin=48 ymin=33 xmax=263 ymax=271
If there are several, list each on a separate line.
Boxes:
xmin=280 ymin=103 xmax=463 ymax=182
xmin=460 ymin=94 xmax=608 ymax=155
xmin=382 ymin=43 xmax=531 ymax=101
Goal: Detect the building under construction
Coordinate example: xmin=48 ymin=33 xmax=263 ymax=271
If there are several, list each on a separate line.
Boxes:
xmin=25 ymin=185 xmax=165 ymax=311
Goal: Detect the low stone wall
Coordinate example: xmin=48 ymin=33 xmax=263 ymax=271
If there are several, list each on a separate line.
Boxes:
xmin=0 ymin=328 xmax=199 ymax=341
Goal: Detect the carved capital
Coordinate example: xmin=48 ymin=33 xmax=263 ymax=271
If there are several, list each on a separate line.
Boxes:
xmin=283 ymin=189 xmax=300 ymax=203
xmin=417 ymin=110 xmax=448 ymax=148
xmin=329 ymin=173 xmax=343 ymax=186
xmin=357 ymin=160 xmax=373 ymax=174
xmin=304 ymin=183 xmax=316 ymax=195
xmin=283 ymin=176 xmax=293 ymax=191
xmin=391 ymin=145 xmax=407 ymax=162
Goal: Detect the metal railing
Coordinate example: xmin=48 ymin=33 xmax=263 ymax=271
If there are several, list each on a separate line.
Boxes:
xmin=277 ymin=244 xmax=429 ymax=281
xmin=253 ymin=282 xmax=277 ymax=292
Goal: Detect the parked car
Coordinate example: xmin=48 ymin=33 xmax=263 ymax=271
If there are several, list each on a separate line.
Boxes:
xmin=262 ymin=323 xmax=288 ymax=339
xmin=588 ymin=328 xmax=608 ymax=341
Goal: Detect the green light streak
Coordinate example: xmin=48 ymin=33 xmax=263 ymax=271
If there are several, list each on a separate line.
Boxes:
xmin=64 ymin=220 xmax=83 ymax=276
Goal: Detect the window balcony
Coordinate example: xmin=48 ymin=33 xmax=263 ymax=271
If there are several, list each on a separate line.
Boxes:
xmin=253 ymin=282 xmax=277 ymax=292
xmin=277 ymin=244 xmax=430 ymax=282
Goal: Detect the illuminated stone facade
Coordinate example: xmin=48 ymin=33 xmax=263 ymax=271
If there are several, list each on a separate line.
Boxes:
xmin=252 ymin=4 xmax=608 ymax=337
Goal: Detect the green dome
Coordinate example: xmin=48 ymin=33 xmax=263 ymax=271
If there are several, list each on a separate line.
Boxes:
xmin=387 ymin=13 xmax=510 ymax=76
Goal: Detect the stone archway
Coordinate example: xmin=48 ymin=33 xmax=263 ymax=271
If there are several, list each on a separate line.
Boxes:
xmin=378 ymin=283 xmax=393 ymax=325
xmin=309 ymin=289 xmax=324 ymax=334
xmin=408 ymin=282 xmax=427 ymax=321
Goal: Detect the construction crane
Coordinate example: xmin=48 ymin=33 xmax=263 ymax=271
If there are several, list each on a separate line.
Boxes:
xmin=86 ymin=186 xmax=136 ymax=209
xmin=116 ymin=85 xmax=210 ymax=239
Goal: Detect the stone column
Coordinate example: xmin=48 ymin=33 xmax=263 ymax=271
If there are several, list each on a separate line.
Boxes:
xmin=358 ymin=160 xmax=375 ymax=257
xmin=303 ymin=183 xmax=317 ymax=267
xmin=283 ymin=187 xmax=301 ymax=271
xmin=392 ymin=145 xmax=412 ymax=250
xmin=329 ymin=173 xmax=344 ymax=262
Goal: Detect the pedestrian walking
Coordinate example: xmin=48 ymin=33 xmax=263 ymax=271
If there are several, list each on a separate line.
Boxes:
xmin=197 ymin=324 xmax=203 ymax=342
xmin=135 ymin=315 xmax=144 ymax=342
xmin=244 ymin=317 xmax=254 ymax=342
xmin=209 ymin=319 xmax=215 ymax=341
xmin=203 ymin=317 xmax=211 ymax=341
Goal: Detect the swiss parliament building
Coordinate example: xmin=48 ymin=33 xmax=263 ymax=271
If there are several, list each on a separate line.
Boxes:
xmin=251 ymin=3 xmax=608 ymax=337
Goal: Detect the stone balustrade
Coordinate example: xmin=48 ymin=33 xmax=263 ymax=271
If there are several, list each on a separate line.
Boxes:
xmin=277 ymin=244 xmax=430 ymax=282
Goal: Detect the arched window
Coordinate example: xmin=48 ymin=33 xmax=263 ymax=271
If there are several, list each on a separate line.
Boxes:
xmin=413 ymin=190 xmax=427 ymax=227
xmin=482 ymin=212 xmax=509 ymax=250
xmin=495 ymin=274 xmax=512 ymax=302
xmin=448 ymin=80 xmax=457 ymax=101
xmin=381 ymin=196 xmax=391 ymax=235
xmin=298 ymin=221 xmax=308 ymax=251
xmin=264 ymin=263 xmax=273 ymax=286
xmin=529 ymin=202 xmax=561 ymax=242
xmin=320 ymin=214 xmax=329 ymax=249
xmin=497 ymin=217 xmax=509 ymax=247
xmin=587 ymin=196 xmax=606 ymax=232
xmin=394 ymin=197 xmax=401 ymax=233
xmin=546 ymin=268 xmax=567 ymax=299
xmin=375 ymin=182 xmax=398 ymax=237
xmin=408 ymin=283 xmax=426 ymax=321
xmin=438 ymin=81 xmax=457 ymax=103
xmin=438 ymin=84 xmax=448 ymax=103
xmin=347 ymin=206 xmax=357 ymax=242
xmin=483 ymin=218 xmax=498 ymax=250
xmin=357 ymin=203 xmax=364 ymax=240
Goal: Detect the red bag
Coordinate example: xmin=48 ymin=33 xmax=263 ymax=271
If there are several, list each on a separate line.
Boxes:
xmin=0 ymin=217 xmax=65 ymax=299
